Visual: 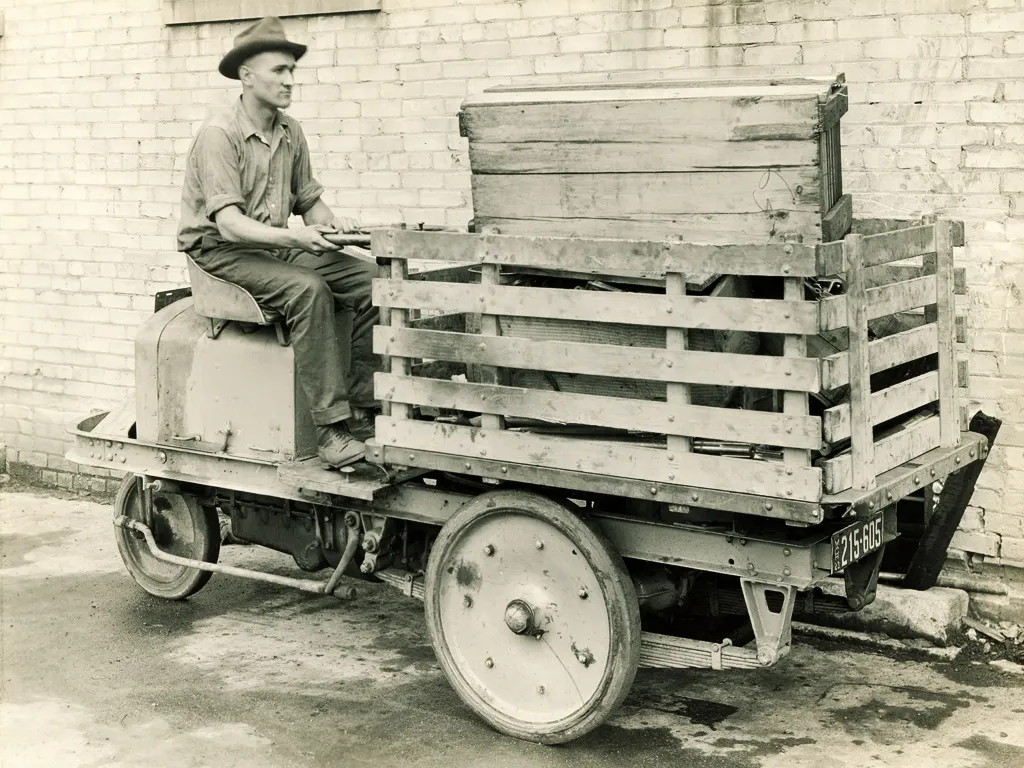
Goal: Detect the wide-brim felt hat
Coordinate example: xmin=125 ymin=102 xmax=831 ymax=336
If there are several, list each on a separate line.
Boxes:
xmin=219 ymin=16 xmax=307 ymax=80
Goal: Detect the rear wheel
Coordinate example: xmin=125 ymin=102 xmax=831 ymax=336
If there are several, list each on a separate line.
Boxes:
xmin=424 ymin=489 xmax=641 ymax=744
xmin=113 ymin=475 xmax=220 ymax=600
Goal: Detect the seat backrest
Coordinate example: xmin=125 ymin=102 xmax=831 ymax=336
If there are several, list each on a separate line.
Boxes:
xmin=185 ymin=254 xmax=270 ymax=324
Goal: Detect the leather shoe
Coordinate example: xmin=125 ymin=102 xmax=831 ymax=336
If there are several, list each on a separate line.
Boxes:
xmin=316 ymin=423 xmax=365 ymax=469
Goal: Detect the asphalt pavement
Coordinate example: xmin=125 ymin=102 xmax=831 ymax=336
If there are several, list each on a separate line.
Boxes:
xmin=2 ymin=486 xmax=1024 ymax=768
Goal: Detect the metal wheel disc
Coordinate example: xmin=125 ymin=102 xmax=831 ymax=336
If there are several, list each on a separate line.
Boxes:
xmin=113 ymin=475 xmax=219 ymax=600
xmin=425 ymin=490 xmax=641 ymax=744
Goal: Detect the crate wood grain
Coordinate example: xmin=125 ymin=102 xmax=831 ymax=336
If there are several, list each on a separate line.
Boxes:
xmin=373 ymin=280 xmax=818 ymax=336
xmin=473 ymin=212 xmax=827 ymax=247
xmin=375 ymin=374 xmax=822 ymax=450
xmin=374 ymin=327 xmax=822 ymax=392
xmin=470 ymin=170 xmax=822 ymax=219
xmin=375 ymin=229 xmax=823 ymax=278
xmin=821 ymin=415 xmax=942 ymax=494
xmin=374 ymin=418 xmax=822 ymax=502
xmin=821 ymin=324 xmax=939 ymax=390
xmin=822 ymin=371 xmax=939 ymax=443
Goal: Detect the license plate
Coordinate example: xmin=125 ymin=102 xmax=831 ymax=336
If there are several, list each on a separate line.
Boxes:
xmin=831 ymin=514 xmax=885 ymax=573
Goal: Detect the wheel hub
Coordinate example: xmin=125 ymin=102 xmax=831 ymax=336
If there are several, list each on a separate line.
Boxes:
xmin=504 ymin=599 xmax=536 ymax=635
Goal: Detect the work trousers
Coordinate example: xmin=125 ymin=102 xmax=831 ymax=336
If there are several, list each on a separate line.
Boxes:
xmin=192 ymin=245 xmax=380 ymax=426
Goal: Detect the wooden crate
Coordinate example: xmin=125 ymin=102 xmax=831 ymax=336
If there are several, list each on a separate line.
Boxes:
xmin=368 ymin=219 xmax=965 ymax=523
xmin=459 ymin=74 xmax=851 ymax=246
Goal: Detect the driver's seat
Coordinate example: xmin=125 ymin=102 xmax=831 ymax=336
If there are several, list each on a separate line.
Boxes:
xmin=185 ymin=254 xmax=289 ymax=346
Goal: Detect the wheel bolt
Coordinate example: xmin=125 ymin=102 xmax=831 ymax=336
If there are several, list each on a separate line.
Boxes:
xmin=483 ymin=544 xmax=494 ymax=556
xmin=535 ymin=540 xmax=544 ymax=550
xmin=578 ymin=588 xmax=588 ymax=599
xmin=485 ymin=658 xmax=494 ymax=668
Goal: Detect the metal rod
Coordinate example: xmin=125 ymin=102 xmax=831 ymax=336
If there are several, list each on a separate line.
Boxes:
xmin=324 ymin=513 xmax=361 ymax=596
xmin=114 ymin=515 xmax=356 ymax=599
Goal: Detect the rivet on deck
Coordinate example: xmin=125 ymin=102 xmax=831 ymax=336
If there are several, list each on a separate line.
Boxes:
xmin=930 ymin=469 xmax=936 ymax=477
xmin=969 ymin=449 xmax=976 ymax=458
xmin=579 ymin=588 xmax=588 ymax=599
xmin=764 ymin=502 xmax=773 ymax=511
xmin=650 ymin=487 xmax=658 ymax=495
xmin=783 ymin=567 xmax=792 ymax=577
xmin=955 ymin=457 xmax=961 ymax=464
xmin=485 ymin=658 xmax=494 ymax=668
xmin=465 ymin=462 xmax=471 ymax=470
xmin=868 ymin=501 xmax=874 ymax=509
xmin=886 ymin=492 xmax=893 ymax=500
xmin=464 ymin=595 xmax=473 ymax=608
xmin=692 ymin=494 xmax=699 ymax=502
xmin=535 ymin=540 xmax=544 ymax=550
xmin=913 ymin=475 xmax=920 ymax=485
xmin=783 ymin=548 xmax=791 ymax=556
xmin=500 ymin=466 xmax=507 ymax=473
xmin=483 ymin=544 xmax=495 ymax=556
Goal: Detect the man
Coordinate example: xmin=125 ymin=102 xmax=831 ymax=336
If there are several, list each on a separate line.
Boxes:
xmin=177 ymin=17 xmax=378 ymax=469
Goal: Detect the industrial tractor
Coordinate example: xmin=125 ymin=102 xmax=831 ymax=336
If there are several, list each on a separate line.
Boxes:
xmin=69 ymin=77 xmax=997 ymax=744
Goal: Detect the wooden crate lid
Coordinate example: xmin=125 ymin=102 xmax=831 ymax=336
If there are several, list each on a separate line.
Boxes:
xmin=463 ymin=73 xmax=846 ymax=108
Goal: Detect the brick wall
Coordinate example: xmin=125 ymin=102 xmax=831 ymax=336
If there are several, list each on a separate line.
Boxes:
xmin=1 ymin=0 xmax=1022 ymax=567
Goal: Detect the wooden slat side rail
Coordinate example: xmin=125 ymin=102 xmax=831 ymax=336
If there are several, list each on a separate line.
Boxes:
xmin=933 ymin=220 xmax=961 ymax=447
xmin=853 ymin=217 xmax=965 ymax=247
xmin=387 ymin=249 xmax=411 ymax=421
xmin=384 ymin=230 xmax=821 ymax=278
xmin=860 ymin=225 xmax=937 ymax=267
xmin=821 ymin=415 xmax=942 ymax=494
xmin=821 ymin=324 xmax=939 ymax=390
xmin=844 ymin=233 xmax=874 ymax=491
xmin=476 ymin=212 xmax=826 ymax=248
xmin=818 ymin=275 xmax=937 ymax=331
xmin=375 ymin=327 xmax=823 ymax=392
xmin=469 ymin=139 xmax=818 ymax=174
xmin=865 ymin=265 xmax=967 ymax=294
xmin=375 ymin=419 xmax=823 ymax=502
xmin=665 ymin=271 xmax=692 ymax=455
xmin=822 ymin=371 xmax=939 ymax=443
xmin=821 ymin=194 xmax=852 ymax=243
xmin=374 ymin=374 xmax=823 ymax=450
xmin=471 ymin=171 xmax=822 ymax=219
xmin=374 ymin=280 xmax=819 ymax=336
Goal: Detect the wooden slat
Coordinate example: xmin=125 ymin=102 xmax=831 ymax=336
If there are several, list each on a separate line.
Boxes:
xmin=461 ymin=96 xmax=821 ymax=143
xmin=783 ymin=273 xmax=812 ymax=471
xmin=823 ymin=371 xmax=939 ymax=443
xmin=844 ymin=233 xmax=874 ymax=490
xmin=821 ymin=194 xmax=852 ymax=243
xmin=477 ymin=263 xmax=505 ymax=431
xmin=864 ymin=265 xmax=967 ymax=294
xmin=374 ymin=374 xmax=823 ymax=450
xmin=860 ymin=225 xmax=937 ymax=268
xmin=821 ymin=415 xmax=942 ymax=494
xmin=376 ymin=418 xmax=823 ymax=501
xmin=853 ymin=217 xmax=965 ymax=247
xmin=375 ymin=327 xmax=822 ymax=392
xmin=665 ymin=272 xmax=692 ymax=454
xmin=469 ymin=140 xmax=818 ymax=174
xmin=821 ymin=324 xmax=939 ymax=390
xmin=373 ymin=280 xmax=818 ymax=336
xmin=388 ymin=255 xmax=411 ymax=421
xmin=379 ymin=230 xmax=822 ymax=278
xmin=934 ymin=220 xmax=960 ymax=447
xmin=471 ymin=170 xmax=822 ymax=218
xmin=819 ymin=275 xmax=937 ymax=331
xmin=475 ymin=212 xmax=827 ymax=247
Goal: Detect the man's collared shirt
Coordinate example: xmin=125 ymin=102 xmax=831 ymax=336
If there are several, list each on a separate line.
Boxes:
xmin=177 ymin=98 xmax=324 ymax=253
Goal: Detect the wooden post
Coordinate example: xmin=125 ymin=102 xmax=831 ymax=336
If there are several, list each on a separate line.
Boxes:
xmin=933 ymin=219 xmax=960 ymax=447
xmin=782 ymin=243 xmax=810 ymax=476
xmin=665 ymin=271 xmax=691 ymax=456
xmin=388 ymin=230 xmax=412 ymax=422
xmin=478 ymin=242 xmax=506 ymax=431
xmin=844 ymin=233 xmax=875 ymax=490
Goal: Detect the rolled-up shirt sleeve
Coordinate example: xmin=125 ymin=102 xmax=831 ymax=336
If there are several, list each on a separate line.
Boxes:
xmin=291 ymin=124 xmax=324 ymax=215
xmin=192 ymin=127 xmax=246 ymax=220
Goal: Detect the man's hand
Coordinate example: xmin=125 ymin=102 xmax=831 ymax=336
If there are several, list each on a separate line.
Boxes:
xmin=330 ymin=216 xmax=360 ymax=234
xmin=291 ymin=224 xmax=343 ymax=254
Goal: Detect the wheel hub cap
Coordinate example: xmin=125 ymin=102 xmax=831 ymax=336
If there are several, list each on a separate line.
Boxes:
xmin=504 ymin=599 xmax=535 ymax=635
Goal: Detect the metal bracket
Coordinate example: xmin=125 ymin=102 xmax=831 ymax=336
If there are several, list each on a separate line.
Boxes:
xmin=740 ymin=579 xmax=798 ymax=666
xmin=844 ymin=546 xmax=885 ymax=610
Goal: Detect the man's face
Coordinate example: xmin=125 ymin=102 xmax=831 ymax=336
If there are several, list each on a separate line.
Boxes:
xmin=239 ymin=51 xmax=296 ymax=109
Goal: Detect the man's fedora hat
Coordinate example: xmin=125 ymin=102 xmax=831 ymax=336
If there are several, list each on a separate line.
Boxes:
xmin=219 ymin=17 xmax=307 ymax=80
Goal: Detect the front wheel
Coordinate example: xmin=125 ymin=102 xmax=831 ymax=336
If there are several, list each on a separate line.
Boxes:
xmin=424 ymin=490 xmax=641 ymax=744
xmin=113 ymin=475 xmax=220 ymax=600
